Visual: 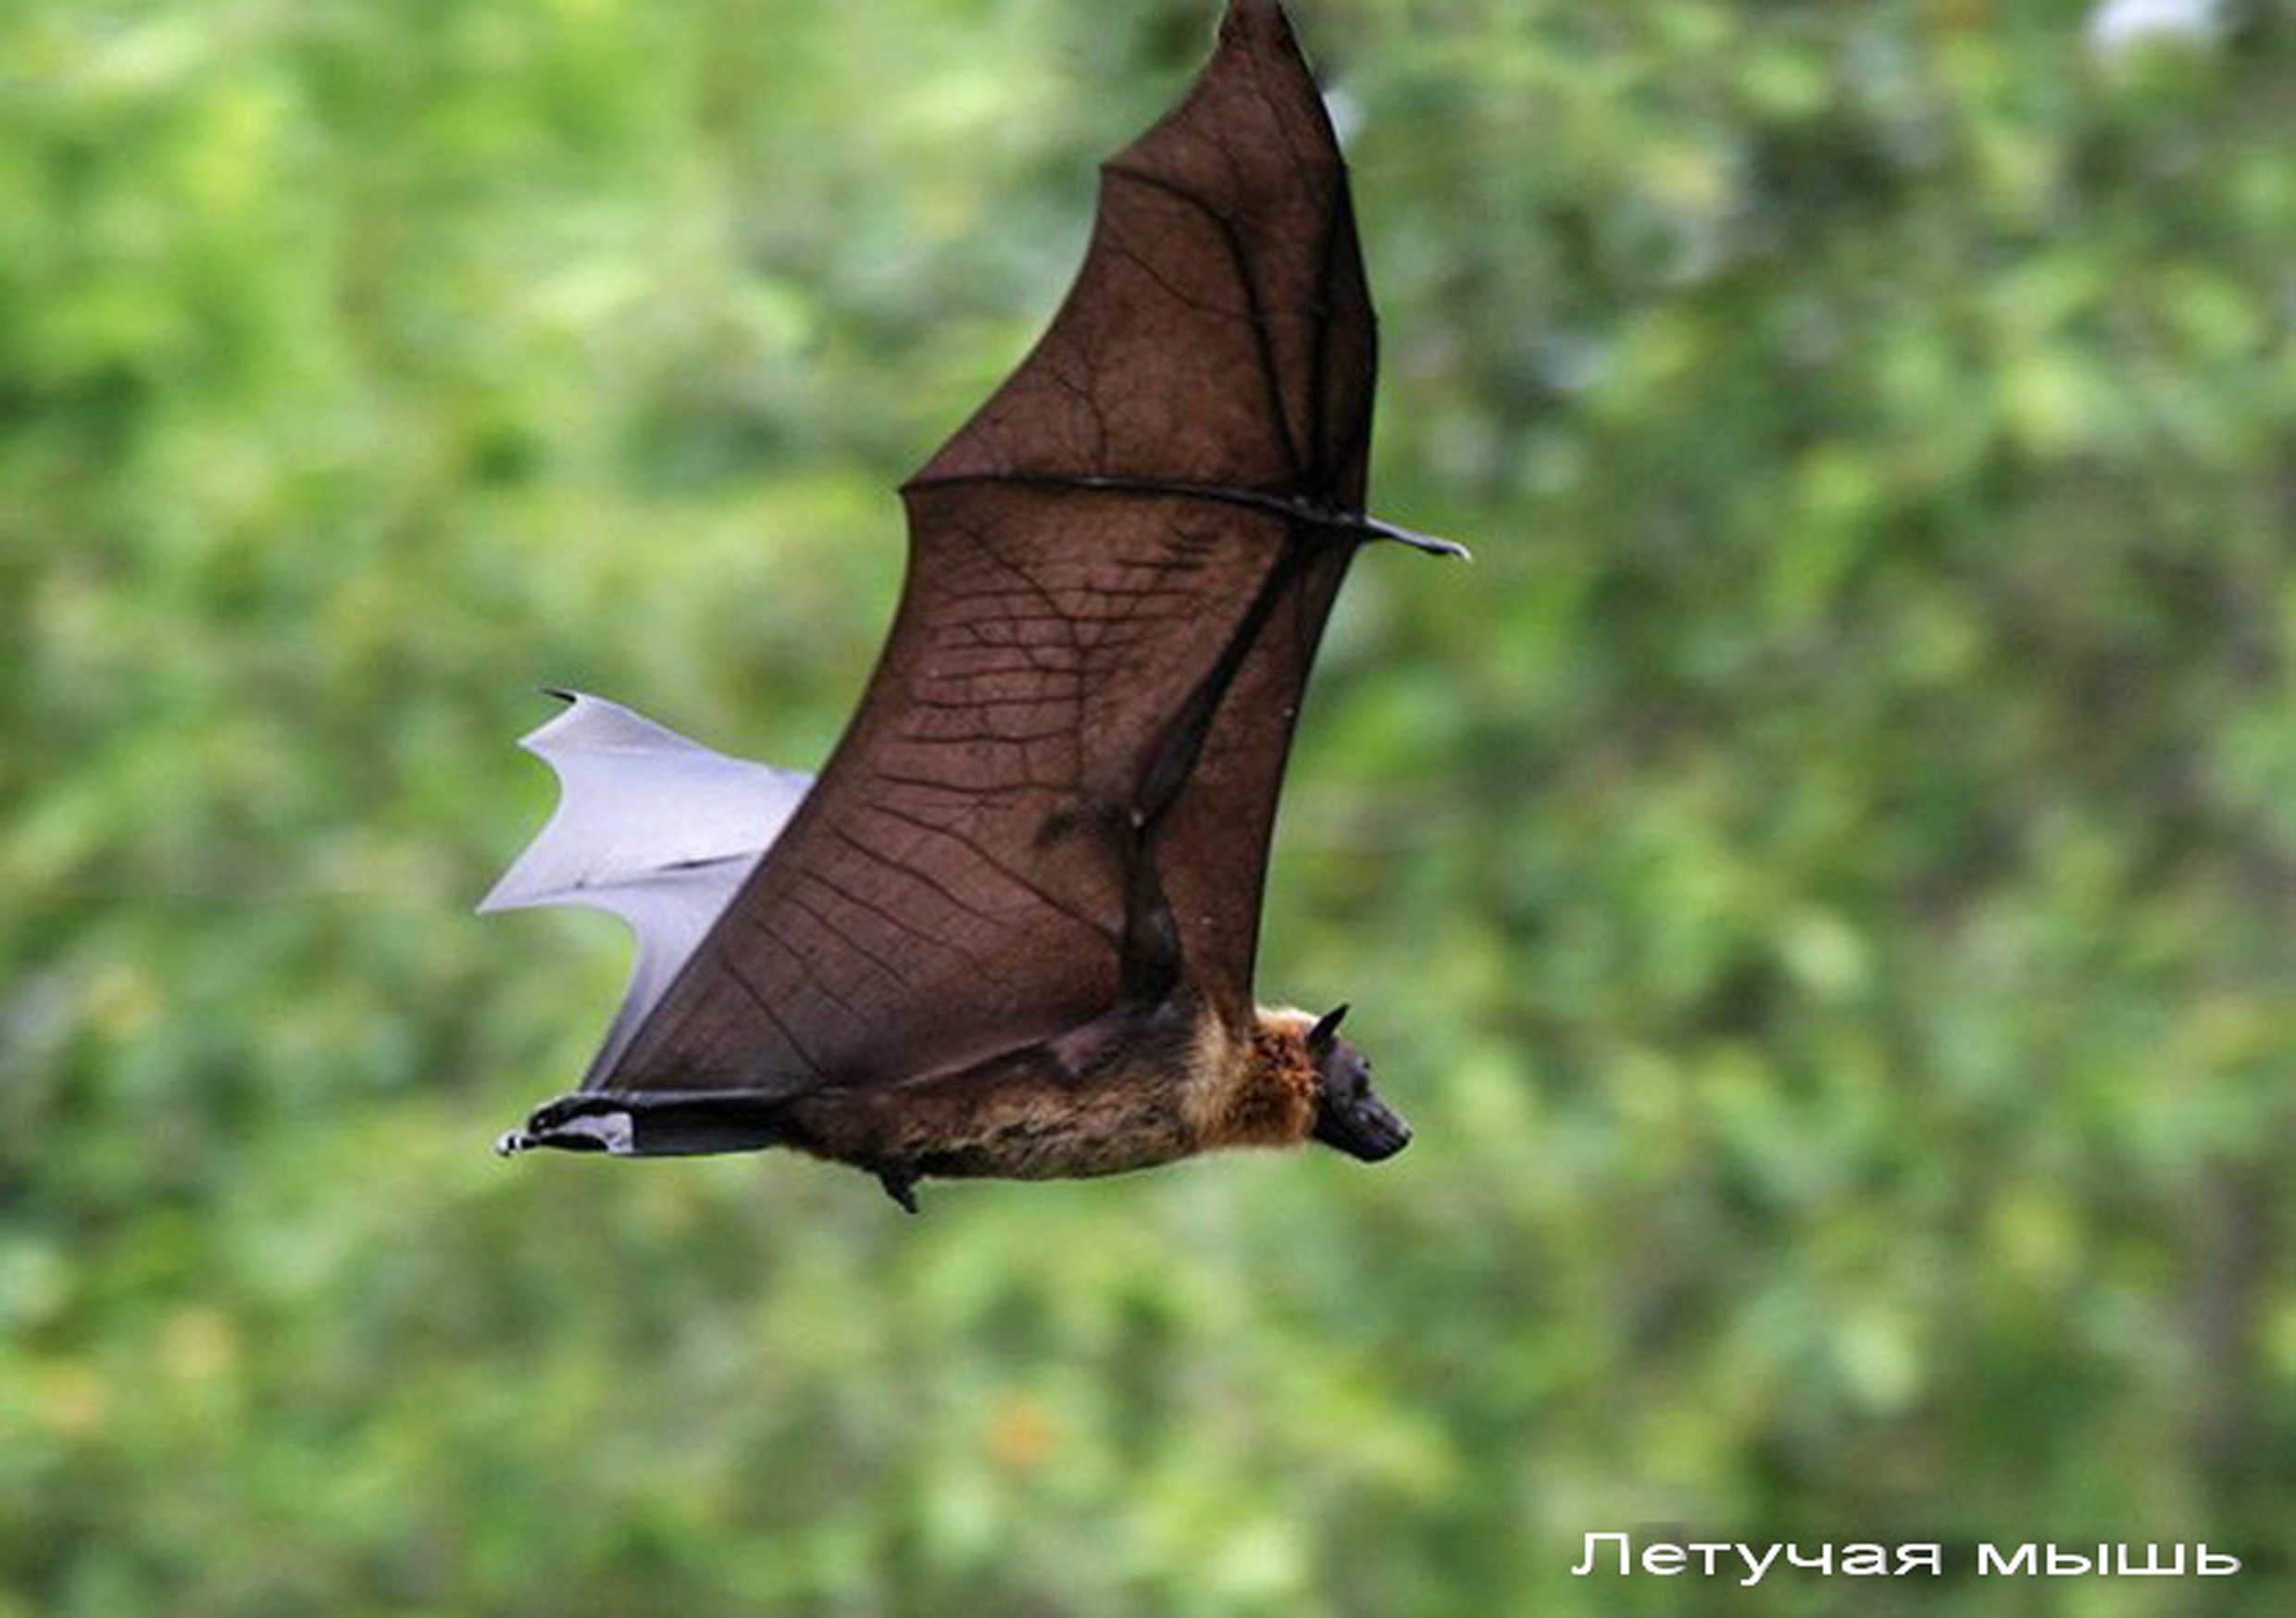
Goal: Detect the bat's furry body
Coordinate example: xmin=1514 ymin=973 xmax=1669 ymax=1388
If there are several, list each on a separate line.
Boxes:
xmin=522 ymin=1000 xmax=1354 ymax=1208
xmin=487 ymin=0 xmax=1434 ymax=1209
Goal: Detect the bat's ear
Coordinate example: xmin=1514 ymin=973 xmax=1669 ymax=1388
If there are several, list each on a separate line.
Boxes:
xmin=1307 ymin=1002 xmax=1350 ymax=1055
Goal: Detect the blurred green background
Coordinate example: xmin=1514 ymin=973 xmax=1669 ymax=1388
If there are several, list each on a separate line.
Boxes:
xmin=5 ymin=0 xmax=2293 ymax=1612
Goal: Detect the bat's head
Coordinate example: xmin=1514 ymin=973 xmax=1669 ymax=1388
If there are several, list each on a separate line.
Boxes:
xmin=1304 ymin=1004 xmax=1411 ymax=1163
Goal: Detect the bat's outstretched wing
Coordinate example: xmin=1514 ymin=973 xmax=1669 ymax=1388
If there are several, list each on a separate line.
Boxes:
xmin=478 ymin=691 xmax=812 ymax=1083
xmin=601 ymin=0 xmax=1376 ymax=1096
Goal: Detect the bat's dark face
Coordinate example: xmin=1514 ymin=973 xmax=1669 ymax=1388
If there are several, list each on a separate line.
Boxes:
xmin=1309 ymin=1032 xmax=1411 ymax=1163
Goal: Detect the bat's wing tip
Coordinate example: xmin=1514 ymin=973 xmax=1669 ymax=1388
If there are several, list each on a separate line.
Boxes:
xmin=1222 ymin=0 xmax=1292 ymax=42
xmin=1215 ymin=0 xmax=1308 ymax=72
xmin=513 ymin=691 xmax=662 ymax=759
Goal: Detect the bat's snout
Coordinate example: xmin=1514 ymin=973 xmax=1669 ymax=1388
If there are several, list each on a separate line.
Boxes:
xmin=1313 ymin=1087 xmax=1411 ymax=1164
xmin=1307 ymin=1030 xmax=1411 ymax=1164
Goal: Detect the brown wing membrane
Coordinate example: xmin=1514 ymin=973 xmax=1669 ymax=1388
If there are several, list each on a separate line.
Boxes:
xmin=605 ymin=0 xmax=1373 ymax=1095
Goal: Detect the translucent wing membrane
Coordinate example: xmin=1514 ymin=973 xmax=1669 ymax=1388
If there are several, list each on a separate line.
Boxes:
xmin=480 ymin=692 xmax=812 ymax=1083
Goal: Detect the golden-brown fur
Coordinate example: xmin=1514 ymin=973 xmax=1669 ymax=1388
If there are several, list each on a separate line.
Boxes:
xmin=1187 ymin=1005 xmax=1320 ymax=1151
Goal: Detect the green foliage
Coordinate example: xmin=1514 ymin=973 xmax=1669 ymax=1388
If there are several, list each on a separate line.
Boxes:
xmin=4 ymin=0 xmax=2292 ymax=1612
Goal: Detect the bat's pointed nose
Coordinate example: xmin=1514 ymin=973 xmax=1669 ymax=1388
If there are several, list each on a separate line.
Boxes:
xmin=1314 ymin=1092 xmax=1411 ymax=1164
xmin=1352 ymin=1110 xmax=1411 ymax=1162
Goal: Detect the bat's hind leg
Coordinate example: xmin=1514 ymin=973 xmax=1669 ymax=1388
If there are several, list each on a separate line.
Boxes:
xmin=875 ymin=1164 xmax=922 ymax=1214
xmin=496 ymin=1089 xmax=789 ymax=1158
xmin=497 ymin=1093 xmax=634 ymax=1155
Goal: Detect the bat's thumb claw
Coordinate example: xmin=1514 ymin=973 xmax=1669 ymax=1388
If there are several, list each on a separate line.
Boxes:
xmin=1355 ymin=513 xmax=1470 ymax=560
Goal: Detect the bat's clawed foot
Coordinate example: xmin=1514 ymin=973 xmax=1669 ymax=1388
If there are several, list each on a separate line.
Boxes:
xmin=876 ymin=1165 xmax=922 ymax=1214
xmin=494 ymin=1094 xmax=634 ymax=1156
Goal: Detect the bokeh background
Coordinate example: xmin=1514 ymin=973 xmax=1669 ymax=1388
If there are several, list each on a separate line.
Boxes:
xmin=6 ymin=0 xmax=2293 ymax=1612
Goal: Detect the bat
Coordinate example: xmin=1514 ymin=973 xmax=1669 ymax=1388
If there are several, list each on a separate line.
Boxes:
xmin=483 ymin=0 xmax=1458 ymax=1212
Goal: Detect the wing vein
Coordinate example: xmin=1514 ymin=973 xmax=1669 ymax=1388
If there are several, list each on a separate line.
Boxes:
xmin=1102 ymin=161 xmax=1306 ymax=486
